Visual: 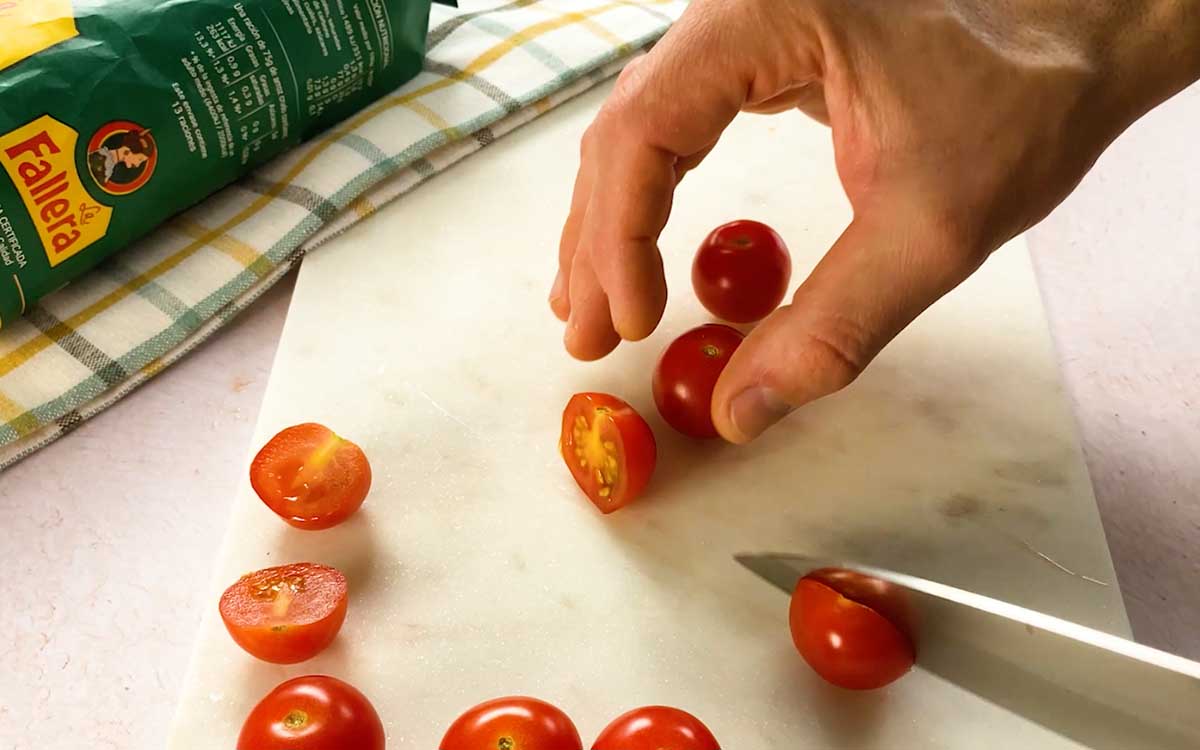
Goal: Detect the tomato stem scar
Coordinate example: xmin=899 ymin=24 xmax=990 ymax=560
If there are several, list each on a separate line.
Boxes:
xmin=282 ymin=709 xmax=308 ymax=730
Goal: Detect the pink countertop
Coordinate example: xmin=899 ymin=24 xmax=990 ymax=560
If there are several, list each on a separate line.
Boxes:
xmin=2 ymin=85 xmax=1196 ymax=750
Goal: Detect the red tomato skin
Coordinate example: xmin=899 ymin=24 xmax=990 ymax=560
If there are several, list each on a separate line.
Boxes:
xmin=219 ymin=562 xmax=348 ymax=664
xmin=237 ymin=675 xmax=385 ymax=750
xmin=652 ymin=325 xmax=744 ymax=439
xmin=440 ymin=696 xmax=582 ymax=750
xmin=560 ymin=393 xmax=657 ymax=514
xmin=250 ymin=423 xmax=372 ymax=530
xmin=692 ymin=220 xmax=791 ymax=324
xmin=593 ymin=706 xmax=720 ymax=750
xmin=789 ymin=578 xmax=916 ymax=690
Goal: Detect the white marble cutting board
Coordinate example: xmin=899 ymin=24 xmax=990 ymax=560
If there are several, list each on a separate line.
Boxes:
xmin=168 ymin=81 xmax=1131 ymax=749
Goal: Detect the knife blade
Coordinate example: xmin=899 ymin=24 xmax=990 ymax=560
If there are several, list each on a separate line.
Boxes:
xmin=736 ymin=552 xmax=1200 ymax=750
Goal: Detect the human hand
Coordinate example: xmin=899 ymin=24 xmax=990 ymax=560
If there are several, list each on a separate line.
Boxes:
xmin=549 ymin=0 xmax=1199 ymax=442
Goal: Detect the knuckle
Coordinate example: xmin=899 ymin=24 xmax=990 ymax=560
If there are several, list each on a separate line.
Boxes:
xmin=798 ymin=316 xmax=872 ymax=392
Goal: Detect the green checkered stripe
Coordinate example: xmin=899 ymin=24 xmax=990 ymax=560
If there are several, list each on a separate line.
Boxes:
xmin=0 ymin=0 xmax=686 ymax=469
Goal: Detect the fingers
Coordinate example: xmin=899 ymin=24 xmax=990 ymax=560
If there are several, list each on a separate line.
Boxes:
xmin=564 ymin=250 xmax=621 ymax=361
xmin=711 ymin=211 xmax=984 ymax=443
xmin=550 ymin=142 xmax=596 ymax=321
xmin=552 ymin=3 xmax=764 ymax=356
xmin=583 ymin=135 xmax=672 ymax=341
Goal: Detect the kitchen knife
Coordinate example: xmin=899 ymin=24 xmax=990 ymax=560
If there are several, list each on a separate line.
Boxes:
xmin=736 ymin=552 xmax=1200 ymax=750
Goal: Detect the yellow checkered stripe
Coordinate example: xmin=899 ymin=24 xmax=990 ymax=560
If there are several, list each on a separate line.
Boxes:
xmin=0 ymin=0 xmax=686 ymax=467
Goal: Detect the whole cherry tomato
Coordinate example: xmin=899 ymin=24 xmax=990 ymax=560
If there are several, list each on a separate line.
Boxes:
xmin=652 ymin=325 xmax=744 ymax=439
xmin=250 ymin=423 xmax=372 ymax=530
xmin=789 ymin=577 xmax=915 ymax=690
xmin=692 ymin=220 xmax=791 ymax=324
xmin=237 ymin=675 xmax=384 ymax=750
xmin=560 ymin=393 xmax=657 ymax=514
xmin=440 ymin=696 xmax=582 ymax=750
xmin=593 ymin=706 xmax=720 ymax=750
xmin=219 ymin=562 xmax=348 ymax=664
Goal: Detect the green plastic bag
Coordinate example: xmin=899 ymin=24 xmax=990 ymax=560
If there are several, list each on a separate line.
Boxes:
xmin=0 ymin=0 xmax=444 ymax=327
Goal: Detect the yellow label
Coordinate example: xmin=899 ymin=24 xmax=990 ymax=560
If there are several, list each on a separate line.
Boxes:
xmin=0 ymin=0 xmax=79 ymax=71
xmin=0 ymin=116 xmax=111 ymax=267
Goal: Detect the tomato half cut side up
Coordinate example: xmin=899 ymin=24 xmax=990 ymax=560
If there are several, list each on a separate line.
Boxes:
xmin=789 ymin=576 xmax=916 ymax=690
xmin=559 ymin=393 xmax=656 ymax=514
xmin=237 ymin=675 xmax=384 ymax=750
xmin=250 ymin=423 xmax=372 ymax=530
xmin=219 ymin=562 xmax=348 ymax=664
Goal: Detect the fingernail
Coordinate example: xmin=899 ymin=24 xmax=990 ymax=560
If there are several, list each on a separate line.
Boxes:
xmin=728 ymin=387 xmax=792 ymax=442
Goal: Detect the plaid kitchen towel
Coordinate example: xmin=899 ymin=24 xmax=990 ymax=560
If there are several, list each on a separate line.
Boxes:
xmin=0 ymin=0 xmax=687 ymax=469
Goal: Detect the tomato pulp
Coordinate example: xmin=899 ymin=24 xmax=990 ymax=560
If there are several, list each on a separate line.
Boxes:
xmin=652 ymin=325 xmax=744 ymax=439
xmin=238 ymin=675 xmax=385 ymax=750
xmin=440 ymin=696 xmax=582 ymax=750
xmin=692 ymin=219 xmax=791 ymax=324
xmin=593 ymin=706 xmax=720 ymax=750
xmin=250 ymin=423 xmax=372 ymax=530
xmin=219 ymin=562 xmax=348 ymax=664
xmin=560 ymin=393 xmax=657 ymax=514
xmin=789 ymin=576 xmax=915 ymax=690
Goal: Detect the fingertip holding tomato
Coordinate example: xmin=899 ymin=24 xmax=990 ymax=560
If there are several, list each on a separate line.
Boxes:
xmin=238 ymin=675 xmax=384 ymax=750
xmin=440 ymin=696 xmax=582 ymax=750
xmin=560 ymin=393 xmax=657 ymax=514
xmin=219 ymin=562 xmax=348 ymax=664
xmin=251 ymin=423 xmax=372 ymax=530
xmin=692 ymin=220 xmax=791 ymax=324
xmin=789 ymin=576 xmax=915 ymax=690
xmin=593 ymin=706 xmax=720 ymax=750
xmin=652 ymin=325 xmax=744 ymax=439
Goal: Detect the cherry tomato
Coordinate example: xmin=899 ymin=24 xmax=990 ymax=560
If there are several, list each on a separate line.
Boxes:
xmin=560 ymin=393 xmax=657 ymax=514
xmin=652 ymin=325 xmax=744 ymax=439
xmin=237 ymin=675 xmax=384 ymax=750
xmin=250 ymin=423 xmax=372 ymax=530
xmin=440 ymin=696 xmax=582 ymax=750
xmin=692 ymin=220 xmax=791 ymax=324
xmin=219 ymin=562 xmax=348 ymax=664
xmin=789 ymin=577 xmax=916 ymax=690
xmin=593 ymin=706 xmax=720 ymax=750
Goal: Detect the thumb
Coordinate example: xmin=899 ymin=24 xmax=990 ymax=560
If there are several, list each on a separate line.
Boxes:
xmin=711 ymin=213 xmax=984 ymax=443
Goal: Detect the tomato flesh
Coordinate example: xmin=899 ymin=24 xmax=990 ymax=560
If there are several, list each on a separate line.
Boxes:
xmin=560 ymin=393 xmax=656 ymax=514
xmin=237 ymin=675 xmax=384 ymax=750
xmin=593 ymin=706 xmax=720 ymax=750
xmin=250 ymin=423 xmax=372 ymax=530
xmin=652 ymin=325 xmax=744 ymax=439
xmin=219 ymin=562 xmax=348 ymax=664
xmin=692 ymin=219 xmax=791 ymax=324
xmin=789 ymin=577 xmax=915 ymax=690
xmin=440 ymin=696 xmax=582 ymax=750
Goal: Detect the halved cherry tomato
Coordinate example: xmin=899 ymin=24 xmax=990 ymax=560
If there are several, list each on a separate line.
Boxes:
xmin=250 ymin=423 xmax=372 ymax=530
xmin=237 ymin=675 xmax=384 ymax=750
xmin=652 ymin=325 xmax=744 ymax=439
xmin=560 ymin=393 xmax=656 ymax=514
xmin=440 ymin=696 xmax=582 ymax=750
xmin=593 ymin=706 xmax=720 ymax=750
xmin=219 ymin=562 xmax=348 ymax=664
xmin=789 ymin=576 xmax=916 ymax=690
xmin=692 ymin=220 xmax=792 ymax=324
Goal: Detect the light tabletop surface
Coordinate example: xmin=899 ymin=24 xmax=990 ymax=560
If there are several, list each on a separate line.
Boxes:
xmin=2 ymin=84 xmax=1196 ymax=750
